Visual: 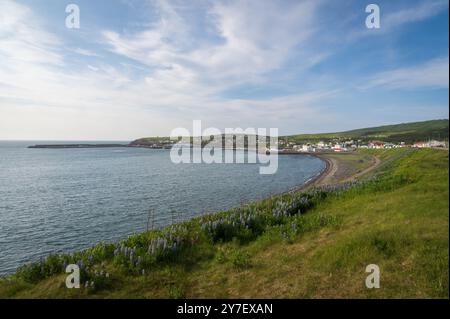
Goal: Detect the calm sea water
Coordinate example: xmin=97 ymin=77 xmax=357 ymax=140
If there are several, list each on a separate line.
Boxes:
xmin=0 ymin=141 xmax=325 ymax=275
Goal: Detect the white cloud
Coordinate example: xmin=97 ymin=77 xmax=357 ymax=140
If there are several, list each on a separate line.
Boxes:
xmin=346 ymin=0 xmax=448 ymax=41
xmin=73 ymin=48 xmax=101 ymax=57
xmin=0 ymin=0 xmax=333 ymax=140
xmin=0 ymin=1 xmax=62 ymax=65
xmin=0 ymin=0 xmax=447 ymax=140
xmin=103 ymin=0 xmax=322 ymax=88
xmin=383 ymin=0 xmax=448 ymax=29
xmin=365 ymin=57 xmax=449 ymax=90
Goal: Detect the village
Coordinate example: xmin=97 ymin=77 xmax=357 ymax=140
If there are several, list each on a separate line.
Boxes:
xmin=275 ymin=138 xmax=449 ymax=153
xmin=129 ymin=135 xmax=448 ymax=153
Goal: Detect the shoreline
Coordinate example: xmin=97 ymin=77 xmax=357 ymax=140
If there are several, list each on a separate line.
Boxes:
xmin=1 ymin=151 xmax=375 ymax=277
xmin=283 ymin=154 xmax=333 ymax=194
xmin=289 ymin=151 xmax=380 ymax=193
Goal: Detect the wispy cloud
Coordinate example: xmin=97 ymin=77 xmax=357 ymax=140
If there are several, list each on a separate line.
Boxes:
xmin=365 ymin=57 xmax=449 ymax=90
xmin=383 ymin=0 xmax=448 ymax=29
xmin=73 ymin=48 xmax=101 ymax=57
xmin=0 ymin=0 xmax=448 ymax=139
xmin=0 ymin=1 xmax=62 ymax=65
xmin=346 ymin=0 xmax=448 ymax=41
xmin=103 ymin=0 xmax=323 ymax=88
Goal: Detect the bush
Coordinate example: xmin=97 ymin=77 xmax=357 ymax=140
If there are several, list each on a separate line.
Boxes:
xmin=231 ymin=250 xmax=251 ymax=269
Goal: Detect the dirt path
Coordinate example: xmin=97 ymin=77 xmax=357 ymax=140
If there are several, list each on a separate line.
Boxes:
xmin=287 ymin=152 xmax=381 ymax=194
xmin=342 ymin=155 xmax=381 ymax=182
xmin=303 ymin=153 xmax=381 ymax=190
xmin=315 ymin=156 xmax=338 ymax=186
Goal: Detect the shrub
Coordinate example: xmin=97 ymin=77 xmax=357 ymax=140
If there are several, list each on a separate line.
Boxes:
xmin=231 ymin=250 xmax=251 ymax=269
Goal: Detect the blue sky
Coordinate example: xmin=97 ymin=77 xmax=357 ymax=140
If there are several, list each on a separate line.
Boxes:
xmin=0 ymin=0 xmax=448 ymax=140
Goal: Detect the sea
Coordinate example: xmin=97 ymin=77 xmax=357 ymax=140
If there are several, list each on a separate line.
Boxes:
xmin=0 ymin=141 xmax=325 ymax=275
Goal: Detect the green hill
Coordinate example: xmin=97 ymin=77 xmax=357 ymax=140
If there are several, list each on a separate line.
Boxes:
xmin=130 ymin=120 xmax=449 ymax=147
xmin=283 ymin=119 xmax=449 ymax=144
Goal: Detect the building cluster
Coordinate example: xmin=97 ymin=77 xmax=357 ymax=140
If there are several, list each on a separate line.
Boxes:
xmin=132 ymin=136 xmax=448 ymax=152
xmin=276 ymin=139 xmax=448 ymax=153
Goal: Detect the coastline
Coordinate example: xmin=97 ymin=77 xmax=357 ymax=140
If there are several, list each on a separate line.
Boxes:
xmin=3 ymin=149 xmax=448 ymax=299
xmin=284 ymin=154 xmax=332 ymax=194
xmin=0 ymin=150 xmax=375 ymax=278
xmin=299 ymin=154 xmax=333 ymax=190
xmin=288 ymin=151 xmax=380 ymax=193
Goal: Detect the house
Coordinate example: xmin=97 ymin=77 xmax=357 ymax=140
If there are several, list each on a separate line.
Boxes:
xmin=332 ymin=144 xmax=347 ymax=152
xmin=413 ymin=142 xmax=427 ymax=148
xmin=300 ymin=144 xmax=316 ymax=152
xmin=370 ymin=141 xmax=385 ymax=149
xmin=428 ymin=140 xmax=446 ymax=148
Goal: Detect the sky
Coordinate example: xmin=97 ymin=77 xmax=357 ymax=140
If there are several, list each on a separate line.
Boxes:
xmin=0 ymin=0 xmax=448 ymax=140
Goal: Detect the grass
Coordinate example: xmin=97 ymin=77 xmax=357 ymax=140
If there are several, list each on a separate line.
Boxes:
xmin=283 ymin=119 xmax=449 ymax=144
xmin=320 ymin=152 xmax=376 ymax=182
xmin=0 ymin=149 xmax=448 ymax=298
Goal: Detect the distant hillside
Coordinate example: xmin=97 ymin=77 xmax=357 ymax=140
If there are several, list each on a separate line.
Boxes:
xmin=283 ymin=119 xmax=449 ymax=144
xmin=130 ymin=119 xmax=449 ymax=146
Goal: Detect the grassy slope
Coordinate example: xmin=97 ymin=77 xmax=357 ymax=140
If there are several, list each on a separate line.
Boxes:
xmin=284 ymin=119 xmax=449 ymax=144
xmin=130 ymin=119 xmax=449 ymax=146
xmin=0 ymin=149 xmax=448 ymax=298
